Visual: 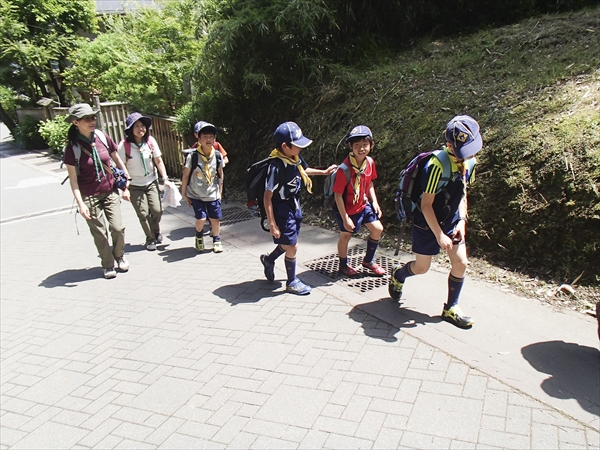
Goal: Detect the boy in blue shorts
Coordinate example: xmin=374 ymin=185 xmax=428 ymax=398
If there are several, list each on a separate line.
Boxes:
xmin=389 ymin=115 xmax=483 ymax=329
xmin=260 ymin=121 xmax=336 ymax=295
xmin=181 ymin=121 xmax=225 ymax=253
xmin=333 ymin=125 xmax=385 ymax=277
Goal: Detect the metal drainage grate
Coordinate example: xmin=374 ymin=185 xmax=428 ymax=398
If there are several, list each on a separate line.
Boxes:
xmin=305 ymin=246 xmax=399 ymax=293
xmin=221 ymin=206 xmax=255 ymax=226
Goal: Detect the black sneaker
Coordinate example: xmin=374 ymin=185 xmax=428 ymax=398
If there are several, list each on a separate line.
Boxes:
xmin=388 ymin=265 xmax=404 ymax=301
xmin=442 ymin=305 xmax=474 ymax=329
xmin=260 ymin=254 xmax=275 ymax=281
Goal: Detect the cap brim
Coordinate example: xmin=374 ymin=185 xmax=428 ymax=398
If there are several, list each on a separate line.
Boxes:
xmin=455 ymin=133 xmax=482 ymax=159
xmin=292 ymin=136 xmax=312 ymax=148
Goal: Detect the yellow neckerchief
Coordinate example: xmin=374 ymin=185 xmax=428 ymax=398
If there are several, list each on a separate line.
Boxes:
xmin=269 ymin=148 xmax=312 ymax=194
xmin=197 ymin=147 xmax=214 ymax=184
xmin=444 ymin=146 xmax=466 ymax=177
xmin=348 ymin=152 xmax=368 ymax=204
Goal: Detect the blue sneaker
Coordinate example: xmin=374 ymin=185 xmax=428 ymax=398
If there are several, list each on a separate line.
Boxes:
xmin=286 ymin=278 xmax=312 ymax=295
xmin=260 ymin=254 xmax=275 ymax=281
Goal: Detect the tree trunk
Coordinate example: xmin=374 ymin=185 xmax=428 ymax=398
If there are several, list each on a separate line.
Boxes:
xmin=0 ymin=102 xmax=18 ymax=134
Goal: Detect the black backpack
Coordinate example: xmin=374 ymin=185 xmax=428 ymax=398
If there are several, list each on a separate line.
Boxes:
xmin=246 ymin=157 xmax=284 ymax=232
xmin=183 ymin=149 xmax=223 ymax=187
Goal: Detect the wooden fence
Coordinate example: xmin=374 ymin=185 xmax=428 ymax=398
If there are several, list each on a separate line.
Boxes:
xmin=15 ymin=99 xmax=186 ymax=178
xmin=92 ymin=98 xmax=185 ymax=178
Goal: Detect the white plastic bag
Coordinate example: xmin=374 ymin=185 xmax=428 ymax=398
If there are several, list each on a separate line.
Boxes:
xmin=161 ymin=182 xmax=183 ymax=208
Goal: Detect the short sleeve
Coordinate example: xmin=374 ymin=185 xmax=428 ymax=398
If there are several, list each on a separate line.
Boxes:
xmin=149 ymin=136 xmax=162 ymax=158
xmin=265 ymin=162 xmax=280 ymax=193
xmin=422 ymin=158 xmax=444 ymax=195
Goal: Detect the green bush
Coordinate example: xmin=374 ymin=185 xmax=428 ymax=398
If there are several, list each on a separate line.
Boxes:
xmin=13 ymin=116 xmax=47 ymax=150
xmin=38 ymin=117 xmax=70 ymax=154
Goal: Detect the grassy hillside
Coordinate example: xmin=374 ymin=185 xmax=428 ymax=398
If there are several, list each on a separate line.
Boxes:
xmin=285 ymin=7 xmax=599 ymax=289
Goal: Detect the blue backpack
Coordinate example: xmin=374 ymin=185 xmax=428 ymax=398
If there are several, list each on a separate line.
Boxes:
xmin=393 ymin=149 xmax=452 ymax=255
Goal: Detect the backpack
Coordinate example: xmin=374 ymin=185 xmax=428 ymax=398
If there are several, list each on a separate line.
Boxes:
xmin=182 ymin=148 xmax=223 ymax=187
xmin=245 ymin=157 xmax=284 ymax=232
xmin=392 ymin=149 xmax=452 ymax=255
xmin=60 ymin=130 xmax=127 ymax=189
xmin=323 ymin=162 xmax=351 ymax=209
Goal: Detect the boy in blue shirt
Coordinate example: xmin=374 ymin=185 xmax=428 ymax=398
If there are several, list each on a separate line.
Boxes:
xmin=389 ymin=115 xmax=483 ymax=328
xmin=260 ymin=122 xmax=336 ymax=295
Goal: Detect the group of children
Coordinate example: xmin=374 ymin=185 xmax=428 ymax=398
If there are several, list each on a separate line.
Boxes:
xmin=187 ymin=117 xmax=483 ymax=329
xmin=64 ymin=101 xmax=483 ymax=329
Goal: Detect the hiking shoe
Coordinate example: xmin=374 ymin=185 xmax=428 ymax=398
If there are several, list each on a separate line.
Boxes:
xmin=260 ymin=254 xmax=275 ymax=282
xmin=115 ymin=256 xmax=129 ymax=272
xmin=340 ymin=265 xmax=358 ymax=277
xmin=146 ymin=241 xmax=157 ymax=251
xmin=362 ymin=260 xmax=386 ymax=276
xmin=213 ymin=240 xmax=223 ymax=253
xmin=388 ymin=265 xmax=404 ymax=301
xmin=286 ymin=278 xmax=312 ymax=295
xmin=442 ymin=305 xmax=474 ymax=329
xmin=195 ymin=236 xmax=204 ymax=251
xmin=104 ymin=267 xmax=117 ymax=279
xmin=155 ymin=232 xmax=163 ymax=244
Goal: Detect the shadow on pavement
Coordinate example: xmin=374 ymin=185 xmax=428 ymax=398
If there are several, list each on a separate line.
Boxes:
xmin=521 ymin=340 xmax=600 ymax=417
xmin=213 ymin=280 xmax=285 ymax=305
xmin=350 ymin=298 xmax=442 ymax=341
xmin=159 ymin=247 xmax=198 ymax=263
xmin=125 ymin=243 xmax=147 ymax=253
xmin=166 ymin=227 xmax=195 ymax=242
xmin=39 ymin=268 xmax=101 ymax=287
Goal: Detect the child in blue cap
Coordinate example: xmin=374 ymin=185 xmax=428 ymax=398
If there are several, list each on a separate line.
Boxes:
xmin=332 ymin=125 xmax=385 ymax=277
xmin=260 ymin=122 xmax=336 ymax=295
xmin=389 ymin=115 xmax=483 ymax=328
xmin=181 ymin=121 xmax=225 ymax=253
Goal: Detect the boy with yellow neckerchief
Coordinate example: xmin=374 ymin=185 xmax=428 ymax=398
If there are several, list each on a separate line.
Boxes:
xmin=260 ymin=122 xmax=336 ymax=295
xmin=389 ymin=115 xmax=483 ymax=329
xmin=332 ymin=126 xmax=385 ymax=277
xmin=181 ymin=121 xmax=224 ymax=253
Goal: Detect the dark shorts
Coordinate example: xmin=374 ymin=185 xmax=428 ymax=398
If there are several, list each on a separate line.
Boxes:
xmin=411 ymin=211 xmax=457 ymax=256
xmin=190 ymin=198 xmax=222 ymax=221
xmin=335 ymin=203 xmax=379 ymax=234
xmin=273 ymin=201 xmax=302 ymax=246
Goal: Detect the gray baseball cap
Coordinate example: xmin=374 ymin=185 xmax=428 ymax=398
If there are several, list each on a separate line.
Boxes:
xmin=65 ymin=103 xmax=99 ymax=122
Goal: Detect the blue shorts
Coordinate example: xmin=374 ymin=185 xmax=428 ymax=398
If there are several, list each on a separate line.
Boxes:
xmin=190 ymin=198 xmax=222 ymax=221
xmin=273 ymin=201 xmax=302 ymax=246
xmin=412 ymin=211 xmax=457 ymax=256
xmin=335 ymin=204 xmax=379 ymax=234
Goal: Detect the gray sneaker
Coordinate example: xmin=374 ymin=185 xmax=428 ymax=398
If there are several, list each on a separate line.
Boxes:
xmin=146 ymin=241 xmax=157 ymax=251
xmin=115 ymin=256 xmax=129 ymax=272
xmin=104 ymin=267 xmax=117 ymax=279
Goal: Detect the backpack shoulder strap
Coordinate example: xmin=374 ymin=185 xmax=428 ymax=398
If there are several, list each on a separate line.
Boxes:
xmin=120 ymin=139 xmax=132 ymax=160
xmin=432 ymin=149 xmax=452 ymax=186
xmin=338 ymin=161 xmax=351 ymax=184
xmin=94 ymin=129 xmax=110 ymax=149
xmin=72 ymin=142 xmax=82 ymax=175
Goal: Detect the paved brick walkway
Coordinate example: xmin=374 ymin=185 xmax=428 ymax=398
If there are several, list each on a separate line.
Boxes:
xmin=1 ymin=145 xmax=598 ymax=449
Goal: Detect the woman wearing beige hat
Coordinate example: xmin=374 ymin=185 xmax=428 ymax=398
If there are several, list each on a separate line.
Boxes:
xmin=63 ymin=103 xmax=131 ymax=279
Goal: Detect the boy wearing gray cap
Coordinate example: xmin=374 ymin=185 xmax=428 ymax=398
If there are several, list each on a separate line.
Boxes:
xmin=389 ymin=115 xmax=484 ymax=328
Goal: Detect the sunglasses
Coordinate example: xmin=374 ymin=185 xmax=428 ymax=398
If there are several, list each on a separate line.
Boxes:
xmin=80 ymin=115 xmax=97 ymax=122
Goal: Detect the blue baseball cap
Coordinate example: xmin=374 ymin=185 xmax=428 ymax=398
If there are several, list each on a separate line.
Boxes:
xmin=345 ymin=125 xmax=373 ymax=143
xmin=125 ymin=112 xmax=151 ymax=130
xmin=445 ymin=115 xmax=483 ymax=160
xmin=273 ymin=122 xmax=312 ymax=148
xmin=194 ymin=121 xmax=218 ymax=135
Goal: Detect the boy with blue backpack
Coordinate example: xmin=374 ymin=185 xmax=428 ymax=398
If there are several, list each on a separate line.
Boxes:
xmin=389 ymin=115 xmax=483 ymax=329
xmin=260 ymin=122 xmax=336 ymax=295
xmin=331 ymin=126 xmax=385 ymax=277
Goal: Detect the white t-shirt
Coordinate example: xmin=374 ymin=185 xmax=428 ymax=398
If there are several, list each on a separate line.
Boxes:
xmin=117 ymin=136 xmax=162 ymax=187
